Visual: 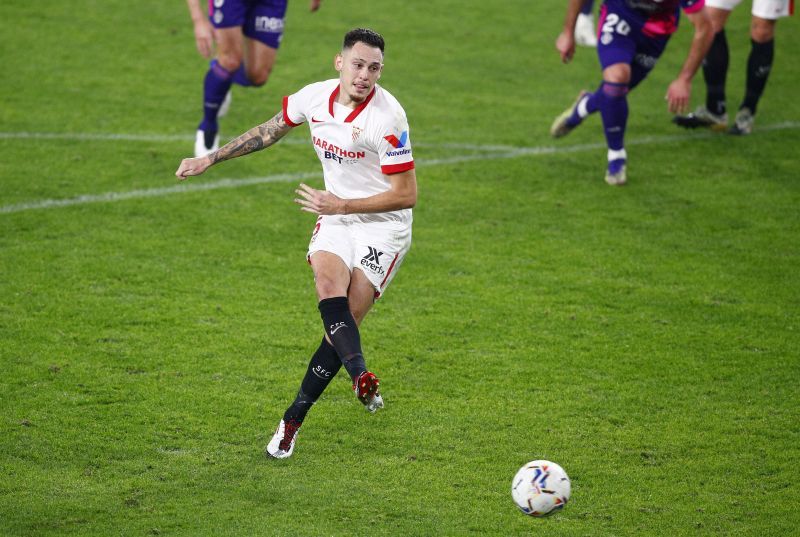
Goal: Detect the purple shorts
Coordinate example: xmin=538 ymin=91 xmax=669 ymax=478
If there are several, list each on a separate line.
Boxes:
xmin=597 ymin=1 xmax=671 ymax=76
xmin=208 ymin=0 xmax=288 ymax=49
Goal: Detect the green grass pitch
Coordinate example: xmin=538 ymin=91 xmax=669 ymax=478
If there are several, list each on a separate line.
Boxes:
xmin=1 ymin=0 xmax=799 ymax=535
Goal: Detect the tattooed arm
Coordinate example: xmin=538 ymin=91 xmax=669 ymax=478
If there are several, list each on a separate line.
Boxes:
xmin=175 ymin=110 xmax=293 ymax=180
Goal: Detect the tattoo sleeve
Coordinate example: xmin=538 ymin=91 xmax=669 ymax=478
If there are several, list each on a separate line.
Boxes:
xmin=209 ymin=110 xmax=293 ymax=164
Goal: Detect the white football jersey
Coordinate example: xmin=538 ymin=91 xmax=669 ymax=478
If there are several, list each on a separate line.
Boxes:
xmin=282 ymin=79 xmax=415 ymax=224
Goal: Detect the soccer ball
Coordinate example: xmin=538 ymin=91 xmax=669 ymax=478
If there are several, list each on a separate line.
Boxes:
xmin=511 ymin=460 xmax=571 ymax=517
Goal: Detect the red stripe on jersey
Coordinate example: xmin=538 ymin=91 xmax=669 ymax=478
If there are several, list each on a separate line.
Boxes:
xmin=381 ymin=161 xmax=415 ymax=175
xmin=328 ymin=86 xmax=377 ymax=123
xmin=282 ymin=96 xmax=302 ymax=127
xmin=344 ymin=88 xmax=376 ymax=123
xmin=328 ymin=87 xmax=337 ymax=117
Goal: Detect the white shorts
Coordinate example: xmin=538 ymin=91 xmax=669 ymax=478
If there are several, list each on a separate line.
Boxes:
xmin=307 ymin=214 xmax=412 ymax=299
xmin=705 ymin=0 xmax=793 ymax=19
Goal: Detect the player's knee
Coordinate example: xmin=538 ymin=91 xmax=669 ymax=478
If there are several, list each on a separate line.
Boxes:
xmin=708 ymin=9 xmax=728 ymax=34
xmin=216 ymin=52 xmax=243 ymax=72
xmin=602 ymin=64 xmax=631 ymax=85
xmin=315 ymin=277 xmax=346 ymax=300
xmin=350 ymin=307 xmax=368 ymax=326
xmin=750 ymin=18 xmax=775 ymax=43
xmin=247 ymin=67 xmax=271 ymax=87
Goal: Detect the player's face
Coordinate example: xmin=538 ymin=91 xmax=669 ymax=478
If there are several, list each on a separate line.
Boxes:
xmin=335 ymin=42 xmax=383 ymax=104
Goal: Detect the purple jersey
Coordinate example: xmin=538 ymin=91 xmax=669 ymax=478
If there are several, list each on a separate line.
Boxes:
xmin=604 ymin=0 xmax=705 ymax=35
xmin=209 ymin=0 xmax=288 ymax=49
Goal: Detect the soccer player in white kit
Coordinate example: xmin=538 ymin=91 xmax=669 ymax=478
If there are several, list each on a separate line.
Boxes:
xmin=175 ymin=28 xmax=417 ymax=459
xmin=673 ymin=0 xmax=794 ymax=134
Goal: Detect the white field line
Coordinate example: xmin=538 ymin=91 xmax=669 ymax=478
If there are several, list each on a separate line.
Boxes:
xmin=0 ymin=131 xmax=508 ymax=151
xmin=0 ymin=172 xmax=321 ymax=214
xmin=1 ymin=121 xmax=799 ymax=215
xmin=1 ymin=120 xmax=799 ymax=149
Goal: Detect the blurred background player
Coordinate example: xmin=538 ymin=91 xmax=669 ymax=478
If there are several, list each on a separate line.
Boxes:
xmin=175 ymin=29 xmax=417 ymax=459
xmin=551 ymin=0 xmax=713 ymax=186
xmin=575 ymin=0 xmax=599 ymax=47
xmin=186 ymin=0 xmax=323 ymax=157
xmin=672 ymin=0 xmax=793 ymax=135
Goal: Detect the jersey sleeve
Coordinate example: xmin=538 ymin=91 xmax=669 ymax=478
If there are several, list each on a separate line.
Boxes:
xmin=680 ymin=0 xmax=704 ymax=14
xmin=376 ymin=112 xmax=415 ymax=175
xmin=282 ymin=82 xmax=318 ymax=127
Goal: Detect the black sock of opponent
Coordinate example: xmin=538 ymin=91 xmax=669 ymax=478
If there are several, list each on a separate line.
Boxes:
xmin=318 ymin=296 xmax=367 ymax=381
xmin=283 ymin=337 xmax=342 ymax=423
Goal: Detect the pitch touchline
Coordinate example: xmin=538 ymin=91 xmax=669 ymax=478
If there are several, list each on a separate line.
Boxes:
xmin=2 ymin=122 xmax=799 ymax=215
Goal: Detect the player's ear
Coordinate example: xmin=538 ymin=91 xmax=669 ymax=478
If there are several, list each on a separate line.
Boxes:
xmin=334 ymin=53 xmax=343 ymax=72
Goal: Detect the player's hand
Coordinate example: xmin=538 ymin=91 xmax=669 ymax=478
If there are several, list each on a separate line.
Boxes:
xmin=294 ymin=183 xmax=345 ymax=215
xmin=192 ymin=18 xmax=215 ymax=58
xmin=666 ymin=78 xmax=691 ymax=114
xmin=175 ymin=156 xmax=212 ymax=181
xmin=309 ymin=0 xmax=322 ymax=12
xmin=556 ymin=31 xmax=576 ymax=64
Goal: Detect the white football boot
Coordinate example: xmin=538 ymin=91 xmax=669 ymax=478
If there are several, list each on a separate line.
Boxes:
xmin=729 ymin=107 xmax=754 ymax=136
xmin=194 ymin=129 xmax=219 ymax=158
xmin=605 ymin=150 xmax=627 ymax=186
xmin=605 ymin=164 xmax=627 ymax=186
xmin=266 ymin=419 xmax=301 ymax=459
xmin=550 ymin=91 xmax=590 ymax=138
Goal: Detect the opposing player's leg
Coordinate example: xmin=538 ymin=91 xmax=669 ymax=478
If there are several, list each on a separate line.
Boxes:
xmin=673 ymin=6 xmax=732 ymax=130
xmin=223 ymin=1 xmax=286 ymax=124
xmin=550 ymin=90 xmax=594 ymax=138
xmin=195 ymin=26 xmax=244 ymax=157
xmin=553 ymin=3 xmax=638 ymax=185
xmin=220 ymin=36 xmax=279 ymax=119
xmin=232 ymin=0 xmax=286 ymax=87
xmin=597 ymin=63 xmax=630 ymax=186
xmin=731 ymin=10 xmax=780 ymax=135
xmin=233 ymin=38 xmax=278 ymax=87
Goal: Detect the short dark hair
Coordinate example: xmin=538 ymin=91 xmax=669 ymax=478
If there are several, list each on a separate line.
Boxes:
xmin=343 ymin=28 xmax=385 ymax=53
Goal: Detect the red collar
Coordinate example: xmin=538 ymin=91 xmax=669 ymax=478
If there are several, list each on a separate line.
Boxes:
xmin=328 ymin=85 xmax=376 ymax=123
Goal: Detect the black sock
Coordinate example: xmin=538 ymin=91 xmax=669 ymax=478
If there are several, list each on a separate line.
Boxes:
xmin=703 ymin=30 xmax=729 ymax=116
xmin=318 ymin=296 xmax=367 ymax=381
xmin=742 ymin=38 xmax=774 ymax=114
xmin=283 ymin=337 xmax=342 ymax=423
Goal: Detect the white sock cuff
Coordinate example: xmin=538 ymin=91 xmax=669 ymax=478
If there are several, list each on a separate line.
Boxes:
xmin=577 ymin=95 xmax=589 ymax=118
xmin=607 ymin=148 xmax=627 ymax=162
